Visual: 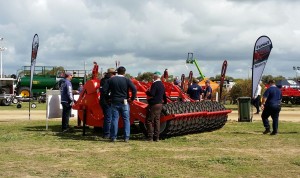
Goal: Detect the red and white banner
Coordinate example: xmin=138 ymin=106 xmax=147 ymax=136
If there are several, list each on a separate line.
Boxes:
xmin=252 ymin=36 xmax=273 ymax=98
xmin=30 ymin=34 xmax=39 ymax=97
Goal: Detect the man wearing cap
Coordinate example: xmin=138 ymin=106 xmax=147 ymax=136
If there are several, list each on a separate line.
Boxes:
xmin=105 ymin=66 xmax=137 ymax=142
xmin=77 ymin=82 xmax=83 ymax=94
xmin=100 ymin=68 xmax=116 ymax=139
xmin=187 ymin=78 xmax=203 ymax=101
xmin=145 ymin=71 xmax=167 ymax=142
xmin=204 ymin=80 xmax=212 ymax=100
xmin=60 ymin=72 xmax=74 ymax=132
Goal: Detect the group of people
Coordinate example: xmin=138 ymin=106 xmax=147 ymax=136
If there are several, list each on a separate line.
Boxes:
xmin=59 ymin=68 xmax=282 ymax=141
xmin=186 ymin=78 xmax=212 ymax=101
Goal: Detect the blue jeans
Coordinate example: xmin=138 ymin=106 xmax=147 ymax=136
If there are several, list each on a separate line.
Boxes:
xmin=101 ymin=103 xmax=112 ymax=137
xmin=61 ymin=102 xmax=72 ymax=130
xmin=261 ymin=104 xmax=281 ymax=132
xmin=110 ymin=102 xmax=130 ymax=140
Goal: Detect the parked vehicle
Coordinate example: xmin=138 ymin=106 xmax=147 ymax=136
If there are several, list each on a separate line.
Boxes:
xmin=16 ymin=66 xmax=87 ymax=98
xmin=0 ymin=77 xmax=17 ymax=106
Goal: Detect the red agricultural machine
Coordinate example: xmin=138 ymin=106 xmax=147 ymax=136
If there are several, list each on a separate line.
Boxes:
xmin=72 ymin=64 xmax=231 ymax=138
xmin=281 ymin=87 xmax=300 ymax=104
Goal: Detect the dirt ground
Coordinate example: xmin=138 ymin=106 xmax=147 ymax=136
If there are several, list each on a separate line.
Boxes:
xmin=0 ymin=107 xmax=299 ymax=122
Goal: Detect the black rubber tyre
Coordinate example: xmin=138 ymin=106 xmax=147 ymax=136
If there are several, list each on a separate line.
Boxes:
xmin=1 ymin=99 xmax=11 ymax=106
xmin=138 ymin=121 xmax=167 ymax=138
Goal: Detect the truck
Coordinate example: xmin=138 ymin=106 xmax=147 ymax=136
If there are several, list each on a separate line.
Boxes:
xmin=0 ymin=77 xmax=17 ymax=106
xmin=16 ymin=66 xmax=87 ymax=99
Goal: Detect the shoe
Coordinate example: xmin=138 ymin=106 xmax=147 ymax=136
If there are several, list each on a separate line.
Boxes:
xmin=111 ymin=138 xmax=117 ymax=142
xmin=124 ymin=139 xmax=129 ymax=143
xmin=263 ymin=129 xmax=271 ymax=134
xmin=153 ymin=139 xmax=159 ymax=142
xmin=270 ymin=132 xmax=278 ymax=135
xmin=62 ymin=128 xmax=70 ymax=133
xmin=102 ymin=135 xmax=110 ymax=139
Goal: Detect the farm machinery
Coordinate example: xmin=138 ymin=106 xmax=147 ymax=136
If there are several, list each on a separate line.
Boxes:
xmin=280 ymin=87 xmax=300 ymax=104
xmin=72 ymin=64 xmax=231 ymax=138
xmin=16 ymin=66 xmax=86 ymax=99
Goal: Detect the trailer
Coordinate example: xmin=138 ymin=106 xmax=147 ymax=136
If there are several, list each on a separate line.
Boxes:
xmin=0 ymin=78 xmax=17 ymax=106
xmin=16 ymin=66 xmax=87 ymax=98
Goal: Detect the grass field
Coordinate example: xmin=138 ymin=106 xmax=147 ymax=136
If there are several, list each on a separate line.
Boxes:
xmin=0 ymin=118 xmax=299 ymax=178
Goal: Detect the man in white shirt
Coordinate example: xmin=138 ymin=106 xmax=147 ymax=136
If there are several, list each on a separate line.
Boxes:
xmin=253 ymin=82 xmax=262 ymax=114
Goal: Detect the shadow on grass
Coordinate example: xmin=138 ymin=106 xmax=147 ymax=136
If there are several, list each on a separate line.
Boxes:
xmin=230 ymin=130 xmax=299 ymax=135
xmin=23 ymin=124 xmax=146 ymax=141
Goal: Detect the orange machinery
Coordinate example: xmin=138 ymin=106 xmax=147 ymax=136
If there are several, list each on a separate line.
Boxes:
xmin=72 ymin=65 xmax=231 ymax=138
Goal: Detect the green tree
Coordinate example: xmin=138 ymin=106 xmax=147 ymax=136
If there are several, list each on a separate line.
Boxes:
xmin=136 ymin=72 xmax=153 ymax=82
xmin=209 ymin=74 xmax=234 ymax=81
xmin=229 ymin=79 xmax=251 ymax=104
xmin=261 ymin=75 xmax=286 ymax=84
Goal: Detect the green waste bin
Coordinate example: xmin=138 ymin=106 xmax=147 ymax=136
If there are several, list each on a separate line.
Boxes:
xmin=237 ymin=97 xmax=252 ymax=122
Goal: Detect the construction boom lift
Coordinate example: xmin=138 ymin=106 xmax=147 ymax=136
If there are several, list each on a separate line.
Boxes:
xmin=186 ymin=52 xmax=205 ymax=80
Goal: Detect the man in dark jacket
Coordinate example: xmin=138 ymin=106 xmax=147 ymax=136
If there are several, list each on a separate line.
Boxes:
xmin=100 ymin=68 xmax=116 ymax=139
xmin=187 ymin=78 xmax=203 ymax=101
xmin=60 ymin=72 xmax=74 ymax=132
xmin=105 ymin=66 xmax=137 ymax=142
xmin=146 ymin=71 xmax=167 ymax=142
xmin=261 ymin=79 xmax=282 ymax=135
xmin=204 ymin=80 xmax=212 ymax=100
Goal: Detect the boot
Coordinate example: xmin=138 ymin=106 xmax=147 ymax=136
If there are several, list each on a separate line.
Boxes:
xmin=263 ymin=128 xmax=271 ymax=134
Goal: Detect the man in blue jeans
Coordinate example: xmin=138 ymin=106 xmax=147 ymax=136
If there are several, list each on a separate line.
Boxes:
xmin=105 ymin=66 xmax=137 ymax=142
xmin=100 ymin=68 xmax=116 ymax=139
xmin=261 ymin=79 xmax=282 ymax=135
xmin=60 ymin=72 xmax=74 ymax=132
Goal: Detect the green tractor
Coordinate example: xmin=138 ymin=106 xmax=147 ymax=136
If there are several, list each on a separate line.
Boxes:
xmin=16 ymin=66 xmax=87 ymax=99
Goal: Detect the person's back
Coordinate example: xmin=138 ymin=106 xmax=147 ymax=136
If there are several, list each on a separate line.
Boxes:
xmin=264 ymin=85 xmax=282 ymax=106
xmin=187 ymin=79 xmax=202 ymax=101
xmin=108 ymin=75 xmax=136 ymax=104
xmin=261 ymin=79 xmax=282 ymax=135
xmin=105 ymin=66 xmax=137 ymax=142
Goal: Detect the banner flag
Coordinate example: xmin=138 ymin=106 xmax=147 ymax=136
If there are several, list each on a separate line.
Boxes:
xmin=30 ymin=34 xmax=39 ymax=96
xmin=219 ymin=60 xmax=227 ymax=102
xmin=252 ymin=35 xmax=273 ymax=98
xmin=29 ymin=34 xmax=39 ymax=120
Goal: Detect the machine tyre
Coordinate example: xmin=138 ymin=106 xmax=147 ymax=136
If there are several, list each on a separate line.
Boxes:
xmin=18 ymin=87 xmax=30 ymax=97
xmin=16 ymin=103 xmax=22 ymax=108
xmin=12 ymin=98 xmax=19 ymax=104
xmin=31 ymin=103 xmax=37 ymax=108
xmin=138 ymin=121 xmax=167 ymax=138
xmin=1 ymin=99 xmax=11 ymax=106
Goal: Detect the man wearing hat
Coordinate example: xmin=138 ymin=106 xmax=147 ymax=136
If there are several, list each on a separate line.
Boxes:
xmin=60 ymin=71 xmax=74 ymax=132
xmin=187 ymin=78 xmax=203 ymax=101
xmin=145 ymin=71 xmax=167 ymax=142
xmin=204 ymin=80 xmax=212 ymax=100
xmin=100 ymin=68 xmax=116 ymax=139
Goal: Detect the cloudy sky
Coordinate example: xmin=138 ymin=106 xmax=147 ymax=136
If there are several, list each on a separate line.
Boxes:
xmin=0 ymin=0 xmax=300 ymax=79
